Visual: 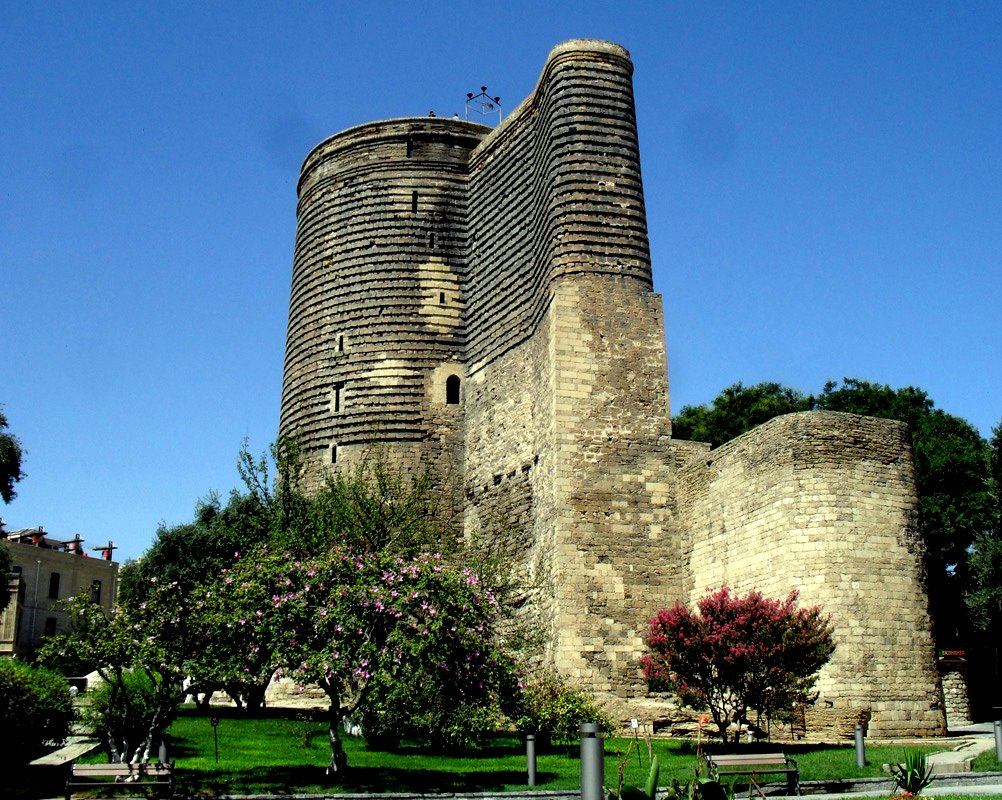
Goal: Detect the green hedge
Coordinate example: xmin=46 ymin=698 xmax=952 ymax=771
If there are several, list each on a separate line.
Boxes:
xmin=0 ymin=659 xmax=74 ymax=766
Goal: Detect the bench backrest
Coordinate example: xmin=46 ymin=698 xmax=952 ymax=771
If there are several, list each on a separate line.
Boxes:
xmin=72 ymin=762 xmax=172 ymax=777
xmin=709 ymin=754 xmax=790 ymax=768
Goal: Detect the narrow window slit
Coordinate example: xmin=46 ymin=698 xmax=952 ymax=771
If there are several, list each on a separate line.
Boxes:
xmin=446 ymin=375 xmax=461 ymax=405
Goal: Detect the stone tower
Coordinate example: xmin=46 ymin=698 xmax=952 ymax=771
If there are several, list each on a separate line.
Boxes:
xmin=280 ymin=40 xmax=946 ymax=737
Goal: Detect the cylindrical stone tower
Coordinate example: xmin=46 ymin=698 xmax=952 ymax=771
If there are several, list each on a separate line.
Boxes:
xmin=281 ymin=117 xmax=489 ymax=489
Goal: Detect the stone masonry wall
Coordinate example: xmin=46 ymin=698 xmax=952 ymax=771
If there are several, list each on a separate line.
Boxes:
xmin=549 ymin=275 xmax=681 ymax=695
xmin=461 ymin=41 xmax=675 ymax=689
xmin=676 ymin=412 xmax=946 ymax=737
xmin=282 ymin=118 xmax=487 ymax=487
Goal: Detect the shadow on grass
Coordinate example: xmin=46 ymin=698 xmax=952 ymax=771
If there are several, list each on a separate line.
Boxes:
xmin=176 ymin=765 xmax=559 ymax=796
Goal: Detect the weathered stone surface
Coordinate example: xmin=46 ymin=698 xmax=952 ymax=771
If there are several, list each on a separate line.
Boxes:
xmin=279 ymin=39 xmax=946 ymax=737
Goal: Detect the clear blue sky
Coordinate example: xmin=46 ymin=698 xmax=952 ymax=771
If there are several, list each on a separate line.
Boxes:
xmin=4 ymin=2 xmax=1000 ymax=562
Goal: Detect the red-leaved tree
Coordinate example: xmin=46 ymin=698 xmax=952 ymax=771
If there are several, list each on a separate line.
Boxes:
xmin=643 ymin=587 xmax=835 ymax=744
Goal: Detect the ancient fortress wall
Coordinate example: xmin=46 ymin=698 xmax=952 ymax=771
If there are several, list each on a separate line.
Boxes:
xmin=280 ymin=39 xmax=946 ymax=736
xmin=677 ymin=412 xmax=944 ymax=736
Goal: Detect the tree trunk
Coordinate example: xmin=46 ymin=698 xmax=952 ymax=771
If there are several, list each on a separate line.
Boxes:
xmin=244 ymin=681 xmax=269 ymax=712
xmin=326 ymin=701 xmax=348 ymax=775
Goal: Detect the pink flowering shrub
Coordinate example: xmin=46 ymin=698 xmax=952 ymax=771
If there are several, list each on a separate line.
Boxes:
xmin=643 ymin=587 xmax=835 ymax=743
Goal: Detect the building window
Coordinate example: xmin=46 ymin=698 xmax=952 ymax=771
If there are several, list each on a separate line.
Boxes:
xmin=48 ymin=572 xmax=60 ymax=599
xmin=411 ymin=191 xmax=418 ymax=213
xmin=331 ymin=444 xmax=338 ymax=464
xmin=446 ymin=375 xmax=461 ymax=405
xmin=44 ymin=617 xmax=57 ymax=637
xmin=90 ymin=580 xmax=102 ymax=604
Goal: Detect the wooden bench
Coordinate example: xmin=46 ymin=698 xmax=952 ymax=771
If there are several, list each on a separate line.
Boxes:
xmin=65 ymin=760 xmax=174 ymax=800
xmin=706 ymin=752 xmax=799 ymax=798
xmin=30 ymin=737 xmax=102 ymax=767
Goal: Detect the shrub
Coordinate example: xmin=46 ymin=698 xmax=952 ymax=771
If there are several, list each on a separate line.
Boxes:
xmin=359 ymin=656 xmax=515 ymax=751
xmin=0 ymin=659 xmax=74 ymax=766
xmin=513 ymin=674 xmax=615 ymax=747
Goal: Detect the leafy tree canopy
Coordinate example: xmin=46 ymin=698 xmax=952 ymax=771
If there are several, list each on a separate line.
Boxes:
xmin=118 ymin=490 xmax=270 ymax=607
xmin=0 ymin=406 xmax=25 ymax=504
xmin=37 ymin=586 xmax=191 ymax=763
xmin=965 ymin=421 xmax=1002 ymax=635
xmin=643 ymin=587 xmax=835 ymax=745
xmin=672 ymin=382 xmax=808 ymax=448
xmin=0 ymin=659 xmax=74 ymax=767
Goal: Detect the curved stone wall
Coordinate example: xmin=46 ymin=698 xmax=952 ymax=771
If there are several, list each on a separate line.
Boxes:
xmin=677 ymin=411 xmax=946 ymax=737
xmin=465 ymin=40 xmax=653 ymax=372
xmin=282 ymin=118 xmax=487 ymax=480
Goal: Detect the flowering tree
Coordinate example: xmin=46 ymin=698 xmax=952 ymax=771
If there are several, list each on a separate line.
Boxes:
xmin=38 ymin=581 xmax=201 ymax=763
xmin=643 ymin=587 xmax=835 ymax=744
xmin=206 ymin=545 xmax=514 ymax=773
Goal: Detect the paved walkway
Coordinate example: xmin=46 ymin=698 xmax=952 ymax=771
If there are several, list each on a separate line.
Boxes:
xmin=800 ymin=723 xmax=1002 ymax=798
xmin=926 ymin=723 xmax=999 ymax=774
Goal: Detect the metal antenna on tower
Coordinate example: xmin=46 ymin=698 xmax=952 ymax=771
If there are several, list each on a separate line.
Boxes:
xmin=465 ymin=86 xmax=502 ymax=126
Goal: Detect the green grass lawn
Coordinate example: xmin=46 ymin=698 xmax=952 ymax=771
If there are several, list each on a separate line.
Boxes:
xmin=153 ymin=709 xmax=963 ymax=797
xmin=974 ymin=750 xmax=1002 ymax=772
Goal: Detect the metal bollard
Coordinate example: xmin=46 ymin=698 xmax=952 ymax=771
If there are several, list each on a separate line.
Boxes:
xmin=527 ymin=734 xmax=537 ymax=786
xmin=580 ymin=723 xmax=605 ymax=800
xmin=995 ymin=719 xmax=1002 ymax=763
xmin=855 ymin=723 xmax=866 ymax=768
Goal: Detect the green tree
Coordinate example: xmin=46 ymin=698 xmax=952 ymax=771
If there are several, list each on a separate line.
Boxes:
xmin=119 ymin=491 xmax=270 ymax=607
xmin=643 ymin=587 xmax=835 ymax=745
xmin=672 ymin=382 xmax=808 ymax=448
xmin=0 ymin=406 xmax=25 ymax=504
xmin=966 ymin=420 xmax=1002 ymax=636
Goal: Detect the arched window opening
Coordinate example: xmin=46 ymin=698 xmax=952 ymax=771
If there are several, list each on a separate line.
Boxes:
xmin=48 ymin=572 xmax=61 ymax=599
xmin=446 ymin=375 xmax=461 ymax=405
xmin=331 ymin=444 xmax=338 ymax=464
